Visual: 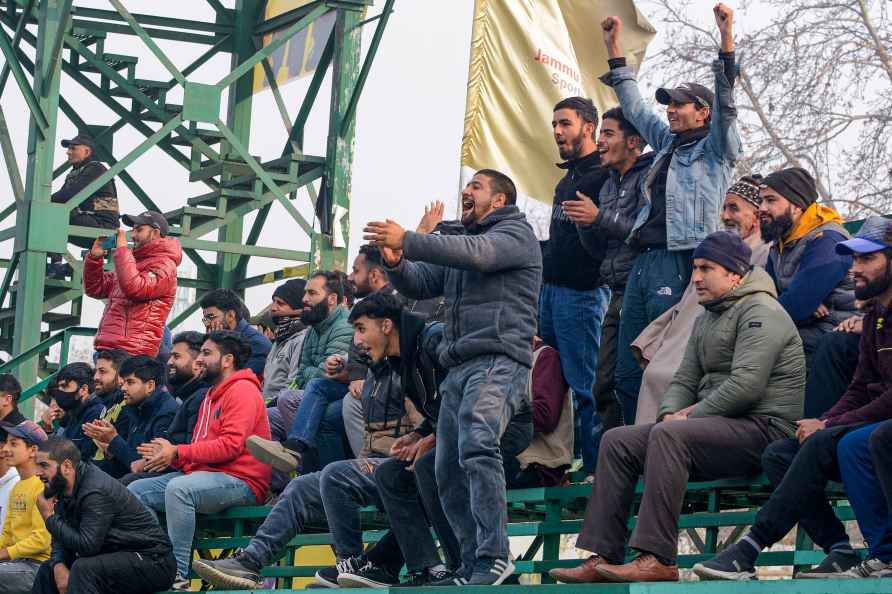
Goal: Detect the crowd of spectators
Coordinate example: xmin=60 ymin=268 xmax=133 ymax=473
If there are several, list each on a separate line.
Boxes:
xmin=0 ymin=2 xmax=890 ymax=593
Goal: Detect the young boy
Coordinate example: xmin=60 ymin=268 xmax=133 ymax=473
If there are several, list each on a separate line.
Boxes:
xmin=0 ymin=421 xmax=50 ymax=594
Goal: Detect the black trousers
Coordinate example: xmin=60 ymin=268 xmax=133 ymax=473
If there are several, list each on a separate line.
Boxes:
xmin=32 ymin=551 xmax=176 ymax=594
xmin=803 ymin=331 xmax=860 ymax=419
xmin=594 ymin=291 xmax=623 ymax=431
xmin=751 ymin=429 xmax=853 ymax=551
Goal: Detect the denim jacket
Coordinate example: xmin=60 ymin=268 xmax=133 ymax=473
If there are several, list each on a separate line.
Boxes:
xmin=599 ymin=58 xmax=742 ymax=251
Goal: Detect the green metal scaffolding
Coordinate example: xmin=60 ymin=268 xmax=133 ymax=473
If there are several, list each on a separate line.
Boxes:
xmin=0 ymin=0 xmax=393 ymax=404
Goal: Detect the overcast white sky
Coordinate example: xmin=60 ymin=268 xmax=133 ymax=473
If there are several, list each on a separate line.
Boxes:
xmin=0 ymin=0 xmax=762 ymax=330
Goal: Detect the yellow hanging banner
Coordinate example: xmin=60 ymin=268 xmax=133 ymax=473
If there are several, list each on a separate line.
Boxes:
xmin=253 ymin=0 xmax=337 ymax=94
xmin=460 ymin=0 xmax=655 ymax=235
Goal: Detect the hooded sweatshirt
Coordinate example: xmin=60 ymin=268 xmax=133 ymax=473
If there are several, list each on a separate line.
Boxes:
xmin=658 ymin=266 xmax=805 ymax=429
xmin=174 ymin=369 xmax=271 ymax=503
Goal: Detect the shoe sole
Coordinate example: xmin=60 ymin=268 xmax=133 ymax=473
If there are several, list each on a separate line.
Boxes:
xmin=547 ymin=570 xmax=605 ymax=584
xmin=312 ymin=571 xmax=340 ymax=588
xmin=192 ymin=559 xmax=264 ymax=590
xmin=337 ymin=573 xmax=394 ymax=588
xmin=692 ymin=563 xmax=756 ymax=581
xmin=246 ymin=436 xmax=299 ymax=473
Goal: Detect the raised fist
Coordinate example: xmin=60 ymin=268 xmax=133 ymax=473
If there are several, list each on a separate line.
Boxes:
xmin=713 ymin=3 xmax=734 ymax=32
xmin=601 ymin=16 xmax=622 ymax=45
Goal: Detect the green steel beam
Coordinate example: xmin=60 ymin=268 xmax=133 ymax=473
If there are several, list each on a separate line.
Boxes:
xmin=177 ymin=236 xmax=309 ymax=261
xmin=233 ymin=203 xmax=271 ymax=280
xmin=67 ymin=18 xmax=222 ymax=46
xmin=0 ymin=21 xmax=49 ymax=134
xmin=339 ymin=0 xmax=393 ymax=137
xmin=216 ymin=3 xmax=329 ymax=89
xmin=0 ymin=250 xmax=17 ymax=308
xmin=167 ymin=300 xmax=200 ymax=330
xmin=0 ymin=0 xmax=34 ymax=95
xmin=13 ymin=0 xmax=70 ymax=411
xmin=69 ymin=6 xmax=232 ymax=34
xmin=237 ymin=263 xmax=311 ymax=290
xmin=44 ymin=0 xmax=72 ymax=90
xmin=205 ymin=0 xmax=232 ymax=26
xmin=0 ymin=105 xmax=24 ymax=200
xmin=254 ymin=1 xmax=321 ymax=36
xmin=314 ymin=6 xmax=363 ymax=271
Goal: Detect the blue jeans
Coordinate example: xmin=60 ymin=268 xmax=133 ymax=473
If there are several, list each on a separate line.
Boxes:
xmin=538 ymin=283 xmax=610 ymax=472
xmin=838 ymin=423 xmax=892 ymax=561
xmin=242 ymin=458 xmax=385 ymax=568
xmin=435 ymin=354 xmax=527 ymax=568
xmin=287 ymin=378 xmax=349 ymax=448
xmin=128 ymin=471 xmax=255 ymax=577
xmin=614 ymin=249 xmax=692 ymax=424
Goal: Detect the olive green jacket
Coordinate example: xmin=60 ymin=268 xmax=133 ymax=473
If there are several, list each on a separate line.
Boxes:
xmin=658 ymin=266 xmax=805 ymax=430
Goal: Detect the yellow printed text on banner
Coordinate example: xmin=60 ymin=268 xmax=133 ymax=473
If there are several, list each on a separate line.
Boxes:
xmin=460 ymin=0 xmax=655 ymax=237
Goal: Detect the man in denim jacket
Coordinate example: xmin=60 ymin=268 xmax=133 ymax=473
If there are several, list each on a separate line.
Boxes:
xmin=600 ymin=3 xmax=742 ymax=423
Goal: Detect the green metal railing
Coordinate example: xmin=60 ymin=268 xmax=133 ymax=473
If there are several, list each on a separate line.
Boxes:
xmin=0 ymin=325 xmax=96 ymax=405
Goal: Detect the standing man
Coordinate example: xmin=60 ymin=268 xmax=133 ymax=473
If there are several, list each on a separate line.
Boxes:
xmin=84 ymin=211 xmax=182 ymax=357
xmin=759 ymin=167 xmax=856 ymax=359
xmin=599 ymin=4 xmax=741 ymax=423
xmin=200 ymin=288 xmax=272 ymax=378
xmin=539 ymin=97 xmax=610 ymax=473
xmin=364 ymin=168 xmax=541 ymax=585
xmin=632 ymin=176 xmax=770 ymax=422
xmin=568 ymin=106 xmax=653 ymax=441
xmin=47 ymin=134 xmax=119 ymax=279
xmin=31 ymin=438 xmax=176 ymax=594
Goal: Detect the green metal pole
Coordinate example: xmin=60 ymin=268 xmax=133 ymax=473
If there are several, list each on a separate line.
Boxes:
xmin=313 ymin=6 xmax=363 ymax=273
xmin=216 ymin=0 xmax=260 ymax=290
xmin=13 ymin=0 xmax=70 ymax=417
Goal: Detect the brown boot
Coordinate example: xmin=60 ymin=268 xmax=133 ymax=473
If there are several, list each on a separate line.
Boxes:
xmin=548 ymin=556 xmax=610 ymax=583
xmin=595 ymin=553 xmax=679 ymax=582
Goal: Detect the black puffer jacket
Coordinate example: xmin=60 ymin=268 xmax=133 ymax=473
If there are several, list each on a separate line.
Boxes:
xmin=51 ymin=156 xmax=119 ymax=227
xmin=393 ymin=314 xmax=447 ymax=436
xmin=578 ymin=152 xmax=655 ymax=291
xmin=46 ymin=462 xmax=172 ymax=566
xmin=542 ymin=150 xmax=610 ymax=290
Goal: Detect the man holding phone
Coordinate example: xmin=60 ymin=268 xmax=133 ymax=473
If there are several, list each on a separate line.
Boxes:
xmin=84 ymin=211 xmax=182 ymax=357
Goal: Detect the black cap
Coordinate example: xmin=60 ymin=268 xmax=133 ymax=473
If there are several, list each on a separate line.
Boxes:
xmin=122 ymin=211 xmax=169 ymax=236
xmin=655 ymin=82 xmax=714 ymax=109
xmin=693 ymin=230 xmax=752 ymax=277
xmin=60 ymin=134 xmax=96 ymax=151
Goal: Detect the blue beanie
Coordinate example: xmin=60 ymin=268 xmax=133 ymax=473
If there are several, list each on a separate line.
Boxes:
xmin=693 ymin=231 xmax=752 ymax=276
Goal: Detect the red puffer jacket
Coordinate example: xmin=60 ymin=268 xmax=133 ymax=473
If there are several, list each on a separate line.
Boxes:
xmin=84 ymin=236 xmax=183 ymax=356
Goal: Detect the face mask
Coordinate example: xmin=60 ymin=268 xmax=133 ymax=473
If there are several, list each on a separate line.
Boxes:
xmin=50 ymin=388 xmax=81 ymax=412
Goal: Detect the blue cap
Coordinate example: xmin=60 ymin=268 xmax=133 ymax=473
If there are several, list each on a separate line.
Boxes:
xmin=836 ymin=216 xmax=892 ymax=255
xmin=0 ymin=420 xmax=48 ymax=444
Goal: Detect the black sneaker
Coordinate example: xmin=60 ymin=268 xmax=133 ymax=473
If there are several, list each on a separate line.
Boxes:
xmin=192 ymin=553 xmax=263 ymax=589
xmin=314 ymin=555 xmax=366 ymax=588
xmin=396 ymin=567 xmax=452 ymax=587
xmin=467 ymin=558 xmax=515 ymax=585
xmin=692 ymin=543 xmax=757 ymax=581
xmin=337 ymin=562 xmax=400 ymax=588
xmin=427 ymin=570 xmax=469 ymax=587
xmin=795 ymin=549 xmax=860 ymax=578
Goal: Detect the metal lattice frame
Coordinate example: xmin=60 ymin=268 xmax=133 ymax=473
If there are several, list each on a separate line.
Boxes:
xmin=0 ymin=0 xmax=393 ymax=401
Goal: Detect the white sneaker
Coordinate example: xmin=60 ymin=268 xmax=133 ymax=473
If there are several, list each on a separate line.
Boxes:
xmin=837 ymin=558 xmax=892 ymax=579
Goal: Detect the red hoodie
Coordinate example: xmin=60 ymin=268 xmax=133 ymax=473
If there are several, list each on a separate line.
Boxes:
xmin=174 ymin=369 xmax=271 ymax=503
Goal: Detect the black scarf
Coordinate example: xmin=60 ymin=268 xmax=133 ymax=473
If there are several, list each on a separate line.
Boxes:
xmin=671 ymin=126 xmax=710 ymax=151
xmin=274 ymin=315 xmax=304 ymax=343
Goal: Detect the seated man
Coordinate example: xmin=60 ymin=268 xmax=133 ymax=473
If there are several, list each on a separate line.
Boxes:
xmin=39 ymin=363 xmax=105 ymax=461
xmin=0 ymin=421 xmax=49 ymax=594
xmin=47 ymin=134 xmax=119 ymax=279
xmin=191 ymin=296 xmax=426 ymax=590
xmin=760 ymin=167 xmax=856 ymax=361
xmin=801 ymin=310 xmax=863 ymax=418
xmin=632 ymin=176 xmax=770 ymax=423
xmin=550 ymin=231 xmax=805 ymax=584
xmin=261 ymin=279 xmax=307 ymax=403
xmin=128 ymin=332 xmax=271 ymax=587
xmin=84 ymin=356 xmax=178 ymax=479
xmin=200 ymin=288 xmax=271 ymax=378
xmin=31 ymin=438 xmax=176 ymax=594
xmin=247 ymin=271 xmax=353 ymax=471
xmin=695 ymin=216 xmax=892 ymax=580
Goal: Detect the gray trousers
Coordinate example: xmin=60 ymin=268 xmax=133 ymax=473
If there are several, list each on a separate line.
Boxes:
xmin=435 ymin=354 xmax=528 ymax=563
xmin=0 ymin=559 xmax=41 ymax=594
xmin=577 ymin=416 xmax=785 ymax=563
